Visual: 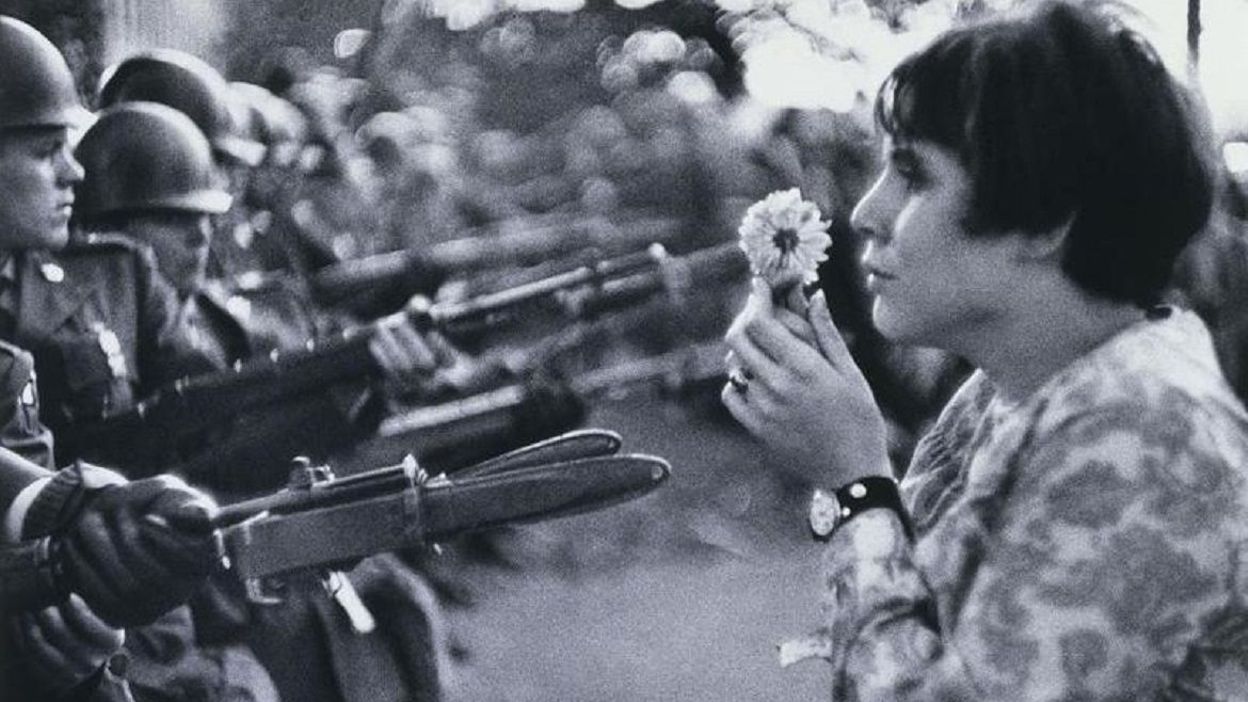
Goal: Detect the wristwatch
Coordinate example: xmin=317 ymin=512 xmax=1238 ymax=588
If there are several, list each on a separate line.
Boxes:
xmin=809 ymin=476 xmax=913 ymax=542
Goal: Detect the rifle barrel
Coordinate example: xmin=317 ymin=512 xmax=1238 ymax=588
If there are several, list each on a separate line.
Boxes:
xmin=428 ymin=245 xmax=667 ymax=329
xmin=62 ymin=242 xmax=741 ymax=466
xmin=214 ymin=459 xmax=416 ymax=527
xmin=309 ymin=214 xmax=687 ymax=302
xmin=375 ymin=341 xmax=729 ymax=443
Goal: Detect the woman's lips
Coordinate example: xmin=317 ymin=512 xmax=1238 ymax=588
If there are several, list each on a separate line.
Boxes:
xmin=864 ymin=265 xmax=896 ymax=293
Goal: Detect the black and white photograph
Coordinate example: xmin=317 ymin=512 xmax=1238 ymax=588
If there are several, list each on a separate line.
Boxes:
xmin=1 ymin=0 xmax=1247 ymax=699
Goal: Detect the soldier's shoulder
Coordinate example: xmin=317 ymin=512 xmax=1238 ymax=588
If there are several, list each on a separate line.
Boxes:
xmin=61 ymin=231 xmax=145 ymax=256
xmin=56 ymin=232 xmax=159 ymax=277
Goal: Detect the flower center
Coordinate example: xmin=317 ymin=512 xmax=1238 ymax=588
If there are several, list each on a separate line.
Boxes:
xmin=772 ymin=228 xmax=799 ymax=255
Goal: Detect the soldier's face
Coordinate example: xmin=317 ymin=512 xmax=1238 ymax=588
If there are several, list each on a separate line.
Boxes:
xmin=0 ymin=127 xmax=83 ymax=251
xmin=128 ymin=212 xmax=213 ymax=296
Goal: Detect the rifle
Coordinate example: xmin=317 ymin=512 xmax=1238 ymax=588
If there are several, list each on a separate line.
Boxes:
xmin=216 ymin=429 xmax=668 ymax=612
xmin=2 ymin=430 xmax=670 ymax=621
xmin=306 ymin=212 xmax=686 ymax=309
xmin=366 ymin=340 xmax=729 ymax=471
xmin=59 ymin=242 xmax=746 ymax=466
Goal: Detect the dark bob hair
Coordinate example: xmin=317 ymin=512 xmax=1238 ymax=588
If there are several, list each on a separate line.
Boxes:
xmin=874 ymin=0 xmax=1215 ymax=307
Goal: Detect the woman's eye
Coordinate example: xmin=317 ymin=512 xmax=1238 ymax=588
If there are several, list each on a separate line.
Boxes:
xmin=897 ymin=166 xmax=927 ymax=191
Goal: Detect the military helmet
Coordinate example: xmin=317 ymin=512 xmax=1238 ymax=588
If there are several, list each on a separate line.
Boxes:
xmin=0 ymin=16 xmax=82 ymax=130
xmin=231 ymin=83 xmax=311 ymax=171
xmin=73 ymin=102 xmax=232 ymax=221
xmin=97 ymin=49 xmax=264 ymax=167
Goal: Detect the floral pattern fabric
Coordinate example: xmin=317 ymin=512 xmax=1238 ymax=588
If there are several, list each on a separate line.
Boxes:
xmin=786 ymin=309 xmax=1248 ymax=700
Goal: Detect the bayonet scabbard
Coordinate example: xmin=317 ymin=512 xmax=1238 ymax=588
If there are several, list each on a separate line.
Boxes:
xmin=219 ymin=454 xmax=669 ymax=580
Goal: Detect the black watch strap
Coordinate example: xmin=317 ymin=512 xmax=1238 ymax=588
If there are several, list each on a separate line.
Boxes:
xmin=811 ymin=476 xmax=914 ymax=543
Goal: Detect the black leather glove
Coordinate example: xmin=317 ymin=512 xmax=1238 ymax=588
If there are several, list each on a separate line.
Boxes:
xmin=56 ymin=475 xmax=218 ymax=628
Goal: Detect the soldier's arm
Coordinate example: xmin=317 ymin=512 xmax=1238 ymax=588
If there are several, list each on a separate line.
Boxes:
xmin=0 ymin=339 xmax=57 ymax=471
xmin=1 ymin=448 xmax=55 ymax=542
xmin=12 ymin=460 xmax=219 ymax=628
xmin=0 ymin=344 xmax=58 ymax=540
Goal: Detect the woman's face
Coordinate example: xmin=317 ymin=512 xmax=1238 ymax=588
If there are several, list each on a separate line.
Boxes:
xmin=850 ymin=137 xmax=1017 ymax=351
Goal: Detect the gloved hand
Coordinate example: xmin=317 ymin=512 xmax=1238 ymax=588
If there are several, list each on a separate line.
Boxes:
xmin=57 ymin=474 xmax=219 ymax=628
xmin=369 ymin=306 xmax=442 ymax=394
xmin=10 ymin=594 xmax=127 ymax=698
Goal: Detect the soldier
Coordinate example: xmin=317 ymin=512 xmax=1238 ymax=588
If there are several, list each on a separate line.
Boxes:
xmin=0 ymin=336 xmax=220 ymax=702
xmin=72 ymin=101 xmax=450 ymax=701
xmin=228 ymin=81 xmax=324 ymax=276
xmin=0 ymin=16 xmax=285 ymax=702
xmin=97 ymin=49 xmax=340 ymax=280
xmin=0 ymin=25 xmax=227 ymax=472
xmin=72 ymin=100 xmax=448 ymax=487
xmin=0 ymin=29 xmax=219 ymax=682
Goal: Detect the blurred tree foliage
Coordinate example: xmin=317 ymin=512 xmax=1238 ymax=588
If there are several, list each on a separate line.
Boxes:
xmin=223 ymin=0 xmax=376 ymax=82
xmin=365 ymin=1 xmax=739 ymax=134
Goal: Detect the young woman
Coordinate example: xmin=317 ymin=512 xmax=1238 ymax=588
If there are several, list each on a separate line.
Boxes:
xmin=723 ymin=2 xmax=1248 ymax=698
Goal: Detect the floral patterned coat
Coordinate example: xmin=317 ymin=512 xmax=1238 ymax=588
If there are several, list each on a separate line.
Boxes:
xmin=786 ymin=308 xmax=1248 ymax=700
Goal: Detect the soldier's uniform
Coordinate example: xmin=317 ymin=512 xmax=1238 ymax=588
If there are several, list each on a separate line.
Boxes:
xmin=0 ymin=339 xmax=54 ymax=471
xmin=188 ymin=275 xmax=326 ymax=367
xmin=0 ymin=237 xmax=220 ymax=470
xmin=0 ymin=17 xmax=271 ymax=701
xmin=0 ymin=246 xmax=279 ymax=702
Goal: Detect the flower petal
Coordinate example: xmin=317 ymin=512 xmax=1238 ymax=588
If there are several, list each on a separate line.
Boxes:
xmin=738 ymin=188 xmax=832 ymax=288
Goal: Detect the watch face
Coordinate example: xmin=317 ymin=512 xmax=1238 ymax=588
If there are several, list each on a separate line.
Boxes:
xmin=809 ymin=489 xmax=840 ymax=537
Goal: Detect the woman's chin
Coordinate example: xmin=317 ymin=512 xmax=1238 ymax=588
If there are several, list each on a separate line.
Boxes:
xmin=871 ymin=302 xmax=924 ymax=346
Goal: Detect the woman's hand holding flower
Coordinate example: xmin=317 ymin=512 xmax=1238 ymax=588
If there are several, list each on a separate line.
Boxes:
xmin=723 ymin=279 xmax=891 ymax=489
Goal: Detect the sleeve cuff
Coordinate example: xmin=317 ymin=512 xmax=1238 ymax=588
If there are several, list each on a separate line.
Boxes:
xmin=778 ymin=511 xmax=925 ymax=675
xmin=824 ymin=508 xmax=912 ymax=575
xmin=4 ymin=476 xmax=50 ymax=542
xmin=20 ymin=462 xmax=127 ymax=540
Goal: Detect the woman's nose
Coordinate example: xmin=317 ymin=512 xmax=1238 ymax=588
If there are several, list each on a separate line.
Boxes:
xmin=849 ymin=179 xmax=888 ymax=243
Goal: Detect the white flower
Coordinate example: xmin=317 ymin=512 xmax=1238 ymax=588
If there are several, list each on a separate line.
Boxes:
xmin=737 ymin=188 xmax=831 ymax=287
